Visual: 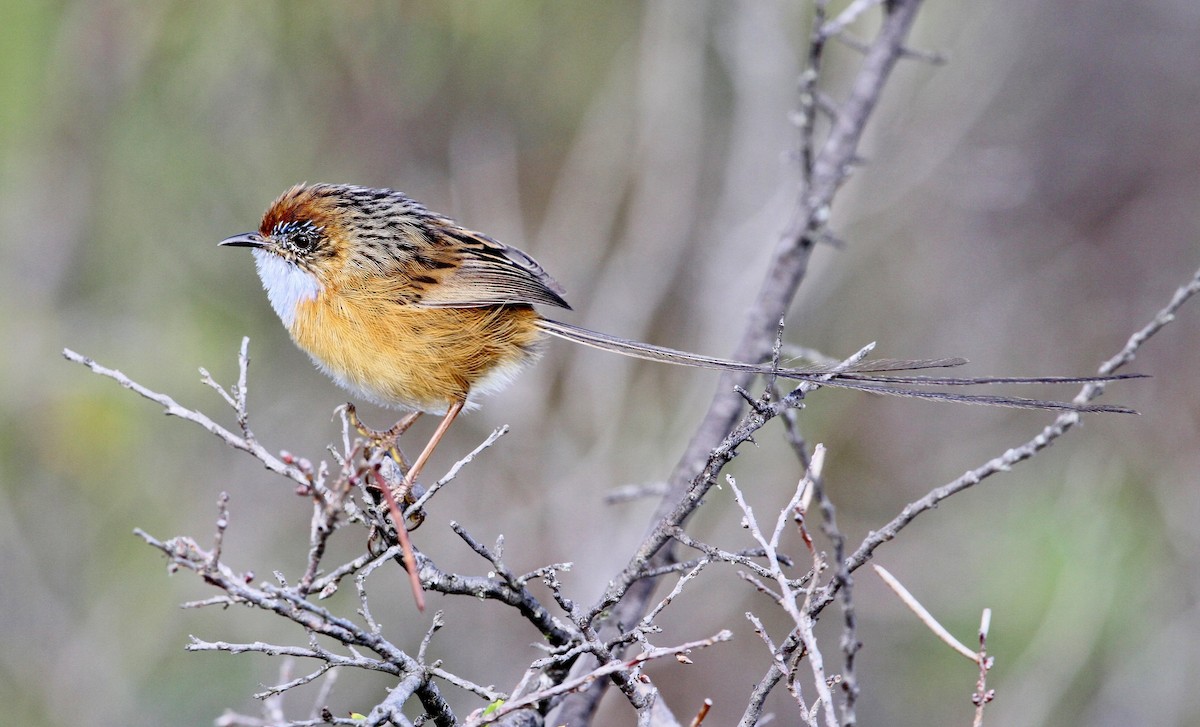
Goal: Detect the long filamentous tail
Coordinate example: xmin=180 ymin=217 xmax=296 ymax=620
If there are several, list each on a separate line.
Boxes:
xmin=535 ymin=318 xmax=1143 ymax=414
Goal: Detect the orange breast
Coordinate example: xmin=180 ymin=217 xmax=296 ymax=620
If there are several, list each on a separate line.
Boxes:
xmin=290 ymin=285 xmax=544 ymax=413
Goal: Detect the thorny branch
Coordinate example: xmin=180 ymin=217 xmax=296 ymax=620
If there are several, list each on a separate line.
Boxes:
xmin=68 ymin=339 xmax=733 ymax=725
xmin=729 ymin=455 xmax=838 ymax=727
xmin=135 ymin=526 xmax=456 ymax=727
xmin=468 ymin=631 xmax=732 ymax=727
xmin=873 ymin=566 xmax=994 ymax=725
xmin=64 ymin=338 xmax=308 ymax=486
xmin=545 ymin=2 xmax=932 ymax=721
xmin=810 ymin=264 xmax=1200 ymax=617
xmin=61 ymin=0 xmax=1200 ymax=722
xmin=733 ymin=265 xmax=1200 ymax=723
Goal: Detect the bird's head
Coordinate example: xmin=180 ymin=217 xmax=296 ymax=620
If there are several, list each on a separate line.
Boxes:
xmin=221 ymin=183 xmax=443 ymax=325
xmin=219 ymin=183 xmax=349 ymax=275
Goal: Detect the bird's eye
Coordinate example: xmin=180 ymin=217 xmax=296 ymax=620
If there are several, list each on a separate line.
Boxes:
xmin=273 ymin=220 xmax=324 ymax=253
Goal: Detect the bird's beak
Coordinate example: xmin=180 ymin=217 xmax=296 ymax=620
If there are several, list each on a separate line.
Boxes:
xmin=219 ymin=232 xmax=267 ymax=249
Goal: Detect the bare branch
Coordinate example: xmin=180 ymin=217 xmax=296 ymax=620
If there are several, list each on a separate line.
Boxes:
xmin=429 ymin=665 xmax=507 ymax=704
xmin=670 ymin=527 xmax=798 ymax=584
xmin=872 ymin=565 xmax=976 ymax=662
xmin=605 ymin=481 xmax=670 ymax=505
xmin=471 ymin=631 xmax=732 ymax=726
xmin=365 ymin=671 xmax=422 ymax=727
xmin=134 ymin=528 xmax=456 ymax=725
xmin=803 ymin=445 xmax=859 ymax=725
xmin=638 ymin=561 xmax=709 ymax=635
xmin=544 ymin=19 xmax=936 ymax=720
xmin=799 ymin=263 xmax=1200 ymax=621
xmin=728 ymin=473 xmax=838 ymax=727
xmin=209 ymin=491 xmax=231 ymax=571
xmin=310 ymin=545 xmax=403 ymax=600
xmin=591 ymin=342 xmax=874 ymax=623
xmin=973 ymin=609 xmax=996 ymax=727
xmin=405 ymin=426 xmax=510 ymax=520
xmin=62 ymin=344 xmax=309 ymax=486
xmin=355 ymin=543 xmax=402 ymax=635
xmin=184 ymin=637 xmax=398 ymax=687
xmin=737 ymin=262 xmax=1198 ymax=722
xmin=820 ymin=0 xmax=884 ymax=37
xmin=542 ymin=571 xmax=653 ymax=712
xmin=1093 ymin=265 xmax=1200 ymax=377
xmin=410 ymin=522 xmax=576 ymax=648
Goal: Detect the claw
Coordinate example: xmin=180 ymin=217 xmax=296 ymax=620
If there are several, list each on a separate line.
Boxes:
xmin=346 ymin=404 xmax=427 ymax=530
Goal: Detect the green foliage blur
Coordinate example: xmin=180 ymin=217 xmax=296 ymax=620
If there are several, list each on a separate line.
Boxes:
xmin=3 ymin=2 xmax=1198 ymax=726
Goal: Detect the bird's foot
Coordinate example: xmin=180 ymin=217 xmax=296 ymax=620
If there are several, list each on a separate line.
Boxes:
xmin=343 ymin=403 xmax=426 ymax=530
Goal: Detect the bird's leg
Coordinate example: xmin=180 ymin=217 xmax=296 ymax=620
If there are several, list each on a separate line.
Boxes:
xmin=379 ymin=409 xmax=425 ymax=441
xmin=346 ymin=404 xmax=422 ymax=451
xmin=362 ymin=399 xmax=464 ymax=613
xmin=398 ymin=399 xmax=465 ymax=504
xmin=350 ymin=399 xmax=464 ymax=538
xmin=347 ymin=402 xmax=459 ymax=615
xmin=345 ymin=404 xmax=425 ymax=527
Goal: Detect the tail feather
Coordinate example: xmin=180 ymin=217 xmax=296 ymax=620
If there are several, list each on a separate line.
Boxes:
xmin=536 ymin=318 xmax=966 ymax=375
xmin=535 ymin=318 xmax=1141 ymax=414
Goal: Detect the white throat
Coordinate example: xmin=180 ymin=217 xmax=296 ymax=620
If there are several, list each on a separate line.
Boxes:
xmin=251 ymin=249 xmax=321 ymax=328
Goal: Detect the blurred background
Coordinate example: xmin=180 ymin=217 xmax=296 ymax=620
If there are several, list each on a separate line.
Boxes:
xmin=3 ymin=1 xmax=1198 ymax=725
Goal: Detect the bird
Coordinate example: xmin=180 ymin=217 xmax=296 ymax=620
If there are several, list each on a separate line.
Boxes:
xmin=220 ymin=182 xmax=1139 ymax=527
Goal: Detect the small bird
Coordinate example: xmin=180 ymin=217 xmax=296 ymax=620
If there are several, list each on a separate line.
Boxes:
xmin=221 ymin=183 xmax=1138 ymax=516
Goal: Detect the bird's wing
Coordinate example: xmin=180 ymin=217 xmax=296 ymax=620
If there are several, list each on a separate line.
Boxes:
xmin=413 ymin=226 xmax=572 ymax=309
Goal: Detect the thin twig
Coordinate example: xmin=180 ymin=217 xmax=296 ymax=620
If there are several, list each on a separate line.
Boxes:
xmin=470 ymin=631 xmax=732 ymax=726
xmin=405 ymin=426 xmax=509 ymax=519
xmin=62 ymin=344 xmax=308 ymax=485
xmin=550 ymin=15 xmax=934 ymax=725
xmin=820 ymin=0 xmax=883 ymax=37
xmin=973 ymin=608 xmax=995 ymax=727
xmin=356 ymin=545 xmax=402 ymax=635
xmin=136 ymin=529 xmax=455 ymax=725
xmin=418 ymin=611 xmax=445 ymax=664
xmin=806 ymin=445 xmax=859 ymax=725
xmin=310 ymin=545 xmax=403 ymax=599
xmin=543 ymin=571 xmax=652 ymax=711
xmin=429 ymin=665 xmax=507 ymax=704
xmin=873 ymin=565 xmax=975 ymax=661
xmin=209 ymin=492 xmax=231 ymax=571
xmin=728 ymin=471 xmax=838 ymax=727
xmin=639 ymin=561 xmax=709 ymax=633
xmin=808 ymin=265 xmax=1200 ymax=617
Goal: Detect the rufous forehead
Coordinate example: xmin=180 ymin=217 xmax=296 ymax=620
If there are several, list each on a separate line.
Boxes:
xmin=259 ymin=184 xmax=342 ymax=237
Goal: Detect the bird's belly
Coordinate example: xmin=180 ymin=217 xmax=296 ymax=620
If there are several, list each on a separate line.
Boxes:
xmin=290 ymin=293 xmax=544 ymax=413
